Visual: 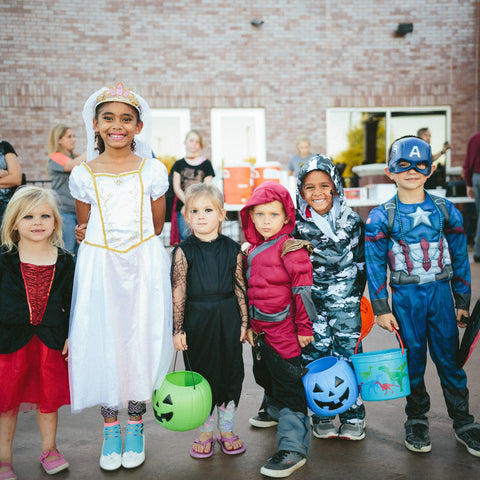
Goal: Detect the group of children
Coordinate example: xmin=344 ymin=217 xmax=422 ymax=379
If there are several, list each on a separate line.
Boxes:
xmin=0 ymin=83 xmax=479 ymax=480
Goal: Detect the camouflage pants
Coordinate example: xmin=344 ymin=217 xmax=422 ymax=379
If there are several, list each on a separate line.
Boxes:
xmin=302 ymin=295 xmax=365 ymax=423
xmin=301 ymin=295 xmax=362 ymax=365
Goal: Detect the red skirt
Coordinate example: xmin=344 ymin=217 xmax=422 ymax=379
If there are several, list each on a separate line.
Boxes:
xmin=0 ymin=334 xmax=70 ymax=415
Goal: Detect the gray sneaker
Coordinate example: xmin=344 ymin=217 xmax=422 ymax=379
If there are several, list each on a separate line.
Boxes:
xmin=249 ymin=411 xmax=278 ymax=428
xmin=405 ymin=420 xmax=431 ymax=453
xmin=260 ymin=450 xmax=306 ymax=478
xmin=338 ymin=421 xmax=366 ymax=441
xmin=312 ymin=418 xmax=338 ymax=439
xmin=455 ymin=423 xmax=480 ymax=457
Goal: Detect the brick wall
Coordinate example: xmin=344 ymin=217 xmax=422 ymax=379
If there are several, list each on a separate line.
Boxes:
xmin=1 ymin=0 xmax=479 ymax=180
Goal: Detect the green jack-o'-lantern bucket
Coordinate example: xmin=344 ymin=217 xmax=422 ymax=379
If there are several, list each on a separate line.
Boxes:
xmin=153 ymin=354 xmax=212 ymax=432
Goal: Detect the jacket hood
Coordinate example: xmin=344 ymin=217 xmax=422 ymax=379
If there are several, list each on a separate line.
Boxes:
xmin=241 ymin=181 xmax=295 ymax=245
xmin=296 ymin=154 xmax=347 ymax=221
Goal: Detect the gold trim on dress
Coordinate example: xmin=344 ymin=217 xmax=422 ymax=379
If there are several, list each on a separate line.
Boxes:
xmin=82 ymin=159 xmax=150 ymax=252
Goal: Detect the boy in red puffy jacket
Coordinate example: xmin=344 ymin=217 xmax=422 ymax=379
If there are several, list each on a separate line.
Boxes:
xmin=241 ymin=181 xmax=316 ymax=478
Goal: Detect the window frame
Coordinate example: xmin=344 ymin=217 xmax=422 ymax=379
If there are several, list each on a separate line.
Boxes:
xmin=210 ymin=108 xmax=266 ymax=170
xmin=326 ymin=106 xmax=452 ymax=170
xmin=150 ymin=108 xmax=191 ymax=159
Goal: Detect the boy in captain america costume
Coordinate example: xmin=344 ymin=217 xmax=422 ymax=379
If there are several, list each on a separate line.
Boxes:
xmin=365 ymin=136 xmax=480 ymax=457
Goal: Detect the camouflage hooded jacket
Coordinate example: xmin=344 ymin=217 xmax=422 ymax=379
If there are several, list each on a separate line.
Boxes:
xmin=295 ymin=155 xmax=366 ymax=308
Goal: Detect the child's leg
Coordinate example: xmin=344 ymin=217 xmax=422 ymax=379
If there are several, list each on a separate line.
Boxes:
xmin=331 ymin=306 xmax=366 ymax=437
xmin=250 ymin=348 xmax=278 ymax=427
xmin=267 ymin=355 xmax=311 ymax=457
xmin=122 ymin=402 xmax=146 ymax=469
xmin=0 ymin=411 xmax=17 ymax=471
xmin=302 ymin=307 xmax=337 ymax=431
xmin=276 ymin=408 xmax=311 ymax=456
xmin=101 ymin=405 xmax=118 ymax=423
xmin=100 ymin=406 xmax=122 ymax=471
xmin=191 ymin=413 xmax=215 ymax=454
xmin=127 ymin=400 xmax=146 ymax=422
xmin=426 ymin=282 xmax=474 ymax=430
xmin=37 ymin=409 xmax=69 ymax=473
xmin=392 ymin=286 xmax=430 ymax=421
xmin=36 ymin=410 xmax=58 ymax=455
xmin=217 ymin=401 xmax=243 ymax=451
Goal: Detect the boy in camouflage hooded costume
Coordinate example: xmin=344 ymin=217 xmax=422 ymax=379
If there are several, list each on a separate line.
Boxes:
xmin=295 ymin=154 xmax=367 ymax=440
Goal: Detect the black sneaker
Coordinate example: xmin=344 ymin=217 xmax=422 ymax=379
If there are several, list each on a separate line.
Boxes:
xmin=260 ymin=450 xmax=306 ymax=478
xmin=405 ymin=420 xmax=431 ymax=453
xmin=249 ymin=411 xmax=278 ymax=428
xmin=455 ymin=423 xmax=480 ymax=457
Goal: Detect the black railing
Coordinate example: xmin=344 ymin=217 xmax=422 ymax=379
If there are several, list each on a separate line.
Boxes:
xmin=26 ymin=179 xmax=52 ymax=188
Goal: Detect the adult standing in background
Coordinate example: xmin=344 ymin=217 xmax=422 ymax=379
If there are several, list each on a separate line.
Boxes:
xmin=47 ymin=123 xmax=85 ymax=255
xmin=0 ymin=138 xmax=23 ymax=225
xmin=288 ymin=135 xmax=314 ymax=177
xmin=417 ymin=127 xmax=451 ymax=161
xmin=417 ymin=127 xmax=450 ymax=189
xmin=463 ymin=130 xmax=480 ymax=262
xmin=171 ymin=129 xmax=214 ymax=244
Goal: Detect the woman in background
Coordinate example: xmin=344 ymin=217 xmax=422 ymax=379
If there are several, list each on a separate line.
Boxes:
xmin=47 ymin=123 xmax=85 ymax=255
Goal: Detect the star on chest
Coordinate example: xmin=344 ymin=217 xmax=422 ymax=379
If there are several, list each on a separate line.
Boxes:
xmin=407 ymin=207 xmax=432 ymax=229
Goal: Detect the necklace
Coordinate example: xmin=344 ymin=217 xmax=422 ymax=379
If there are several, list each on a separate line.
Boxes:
xmin=395 ymin=191 xmax=444 ymax=264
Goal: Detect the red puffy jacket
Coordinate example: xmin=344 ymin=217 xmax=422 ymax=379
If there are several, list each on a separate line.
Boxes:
xmin=241 ymin=182 xmax=314 ymax=359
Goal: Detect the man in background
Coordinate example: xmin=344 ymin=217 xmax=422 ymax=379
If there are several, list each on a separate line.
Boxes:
xmin=463 ymin=130 xmax=480 ymax=261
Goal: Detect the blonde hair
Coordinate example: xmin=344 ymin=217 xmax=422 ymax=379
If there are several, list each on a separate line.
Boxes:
xmin=185 ymin=129 xmax=204 ymax=150
xmin=48 ymin=123 xmax=72 ymax=156
xmin=1 ymin=186 xmax=64 ymax=251
xmin=296 ymin=135 xmax=311 ymax=154
xmin=184 ymin=183 xmax=224 ymax=234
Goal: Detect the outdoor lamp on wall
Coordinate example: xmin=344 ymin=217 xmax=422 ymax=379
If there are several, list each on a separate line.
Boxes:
xmin=396 ymin=23 xmax=413 ymax=36
xmin=250 ymin=19 xmax=264 ymax=27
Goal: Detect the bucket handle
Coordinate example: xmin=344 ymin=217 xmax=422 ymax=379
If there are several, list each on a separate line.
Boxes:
xmin=354 ymin=327 xmax=405 ymax=355
xmin=173 ymin=351 xmax=197 ymax=390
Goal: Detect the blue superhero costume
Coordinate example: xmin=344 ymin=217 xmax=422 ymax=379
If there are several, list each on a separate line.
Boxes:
xmin=365 ymin=192 xmax=474 ymax=429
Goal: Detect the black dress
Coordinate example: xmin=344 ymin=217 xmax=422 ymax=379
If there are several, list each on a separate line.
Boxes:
xmin=172 ymin=234 xmax=246 ymax=411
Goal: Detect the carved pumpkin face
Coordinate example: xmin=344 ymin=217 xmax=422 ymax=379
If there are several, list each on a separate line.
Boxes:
xmin=153 ymin=370 xmax=212 ymax=432
xmin=153 ymin=393 xmax=174 ymax=424
xmin=303 ymin=357 xmax=358 ymax=416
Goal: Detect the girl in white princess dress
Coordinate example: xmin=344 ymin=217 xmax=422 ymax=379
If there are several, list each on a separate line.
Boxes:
xmin=68 ymin=82 xmax=173 ymax=471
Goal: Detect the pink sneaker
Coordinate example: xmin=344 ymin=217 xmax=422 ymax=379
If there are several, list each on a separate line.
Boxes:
xmin=39 ymin=450 xmax=69 ymax=475
xmin=0 ymin=462 xmax=17 ymax=480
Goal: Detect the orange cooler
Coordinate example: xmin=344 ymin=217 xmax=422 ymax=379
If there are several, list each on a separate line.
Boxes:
xmin=223 ymin=166 xmax=252 ymax=205
xmin=253 ymin=163 xmax=281 ymax=189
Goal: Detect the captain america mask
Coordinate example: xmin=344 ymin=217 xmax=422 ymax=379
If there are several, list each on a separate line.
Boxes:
xmin=388 ymin=137 xmax=432 ymax=176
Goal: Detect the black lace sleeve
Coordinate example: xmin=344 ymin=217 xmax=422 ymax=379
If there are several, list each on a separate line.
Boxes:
xmin=234 ymin=252 xmax=249 ymax=329
xmin=171 ymin=246 xmax=188 ymax=335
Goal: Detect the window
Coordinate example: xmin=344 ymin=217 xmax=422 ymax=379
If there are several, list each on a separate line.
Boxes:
xmin=326 ymin=107 xmax=451 ymax=178
xmin=151 ymin=108 xmax=191 ymax=165
xmin=210 ymin=108 xmax=266 ymax=169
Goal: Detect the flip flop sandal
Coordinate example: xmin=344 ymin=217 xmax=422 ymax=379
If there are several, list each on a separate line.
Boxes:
xmin=216 ymin=434 xmax=246 ymax=455
xmin=190 ymin=437 xmax=215 ymax=459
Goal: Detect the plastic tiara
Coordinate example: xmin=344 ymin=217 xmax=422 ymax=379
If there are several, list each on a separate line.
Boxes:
xmin=95 ymin=82 xmax=140 ymax=111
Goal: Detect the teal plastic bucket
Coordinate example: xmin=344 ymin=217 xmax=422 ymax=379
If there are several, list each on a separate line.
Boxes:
xmin=351 ymin=330 xmax=410 ymax=401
